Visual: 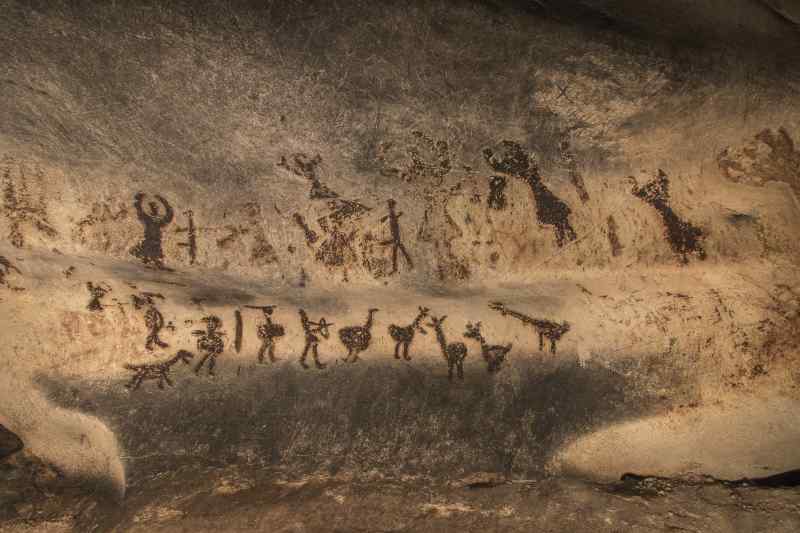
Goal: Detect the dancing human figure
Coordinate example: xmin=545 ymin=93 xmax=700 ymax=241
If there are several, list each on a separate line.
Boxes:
xmin=193 ymin=315 xmax=226 ymax=376
xmin=130 ymin=192 xmax=174 ymax=269
xmin=86 ymin=282 xmax=111 ymax=312
xmin=247 ymin=305 xmax=285 ymax=363
xmin=298 ymin=309 xmax=332 ymax=369
xmin=380 ymin=199 xmax=413 ymax=274
xmin=132 ymin=292 xmax=169 ymax=351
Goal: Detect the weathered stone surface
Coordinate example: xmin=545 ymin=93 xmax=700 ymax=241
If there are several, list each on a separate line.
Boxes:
xmin=1 ymin=0 xmax=799 ymax=530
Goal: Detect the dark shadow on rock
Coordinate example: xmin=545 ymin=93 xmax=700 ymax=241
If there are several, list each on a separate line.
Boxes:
xmin=0 ymin=425 xmax=23 ymax=461
xmin=39 ymin=356 xmax=673 ymax=488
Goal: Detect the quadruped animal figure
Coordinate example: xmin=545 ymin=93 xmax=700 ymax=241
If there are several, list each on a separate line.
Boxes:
xmin=464 ymin=322 xmax=512 ymax=373
xmin=629 ymin=170 xmax=706 ymax=264
xmin=489 ymin=302 xmax=570 ymax=354
xmin=339 ymin=308 xmax=379 ymax=363
xmin=483 ymin=141 xmax=577 ymax=247
xmin=124 ymin=350 xmax=194 ymax=391
xmin=193 ymin=315 xmax=226 ymax=376
xmin=388 ymin=307 xmax=429 ymax=361
xmin=428 ymin=315 xmax=468 ymax=381
xmin=299 ymin=309 xmax=333 ymax=369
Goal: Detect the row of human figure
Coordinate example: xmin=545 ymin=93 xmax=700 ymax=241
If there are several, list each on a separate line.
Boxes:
xmin=124 ymin=302 xmax=570 ymax=390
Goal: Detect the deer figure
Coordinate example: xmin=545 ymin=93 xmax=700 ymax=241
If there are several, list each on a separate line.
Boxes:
xmin=489 ymin=302 xmax=570 ymax=354
xmin=428 ymin=315 xmax=468 ymax=381
xmin=463 ymin=322 xmax=512 ymax=373
xmin=124 ymin=350 xmax=194 ymax=391
xmin=388 ymin=306 xmax=429 ymax=361
xmin=339 ymin=308 xmax=379 ymax=363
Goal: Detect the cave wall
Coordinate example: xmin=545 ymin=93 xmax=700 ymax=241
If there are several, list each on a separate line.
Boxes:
xmin=0 ymin=0 xmax=799 ymax=499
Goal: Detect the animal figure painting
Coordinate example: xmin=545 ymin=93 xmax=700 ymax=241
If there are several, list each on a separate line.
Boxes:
xmin=388 ymin=307 xmax=428 ymax=360
xmin=124 ymin=350 xmax=194 ymax=391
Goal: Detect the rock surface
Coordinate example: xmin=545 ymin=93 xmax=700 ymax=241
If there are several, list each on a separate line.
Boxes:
xmin=1 ymin=0 xmax=799 ymax=530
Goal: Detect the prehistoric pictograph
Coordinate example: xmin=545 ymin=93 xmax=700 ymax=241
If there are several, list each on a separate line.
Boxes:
xmin=124 ymin=350 xmax=194 ymax=391
xmin=246 ymin=305 xmax=285 ymax=363
xmin=2 ymin=162 xmax=58 ymax=248
xmin=559 ymin=139 xmax=589 ymax=203
xmin=234 ymin=309 xmax=243 ymax=353
xmin=293 ymin=213 xmax=319 ymax=246
xmin=339 ymin=308 xmax=379 ymax=363
xmin=428 ymin=314 xmax=468 ymax=381
xmin=401 ymin=130 xmax=452 ymax=183
xmin=130 ymin=192 xmax=174 ymax=269
xmin=629 ymin=170 xmax=706 ymax=264
xmin=86 ymin=282 xmax=111 ymax=312
xmin=175 ymin=209 xmax=198 ymax=265
xmin=193 ymin=315 xmax=226 ymax=376
xmin=388 ymin=306 xmax=429 ymax=361
xmin=487 ymin=176 xmax=507 ymax=210
xmin=279 ymin=153 xmax=339 ymax=199
xmin=132 ymin=292 xmax=169 ymax=351
xmin=380 ymin=199 xmax=413 ymax=274
xmin=463 ymin=322 xmax=512 ymax=373
xmin=606 ymin=215 xmax=623 ymax=257
xmin=483 ymin=141 xmax=577 ymax=247
xmin=314 ymin=217 xmax=359 ymax=281
xmin=299 ymin=309 xmax=332 ymax=369
xmin=489 ymin=302 xmax=570 ymax=354
xmin=717 ymin=127 xmax=800 ymax=198
xmin=0 ymin=256 xmax=21 ymax=288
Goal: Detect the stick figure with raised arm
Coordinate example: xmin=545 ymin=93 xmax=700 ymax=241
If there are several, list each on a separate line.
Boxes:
xmin=299 ymin=309 xmax=332 ymax=370
xmin=380 ymin=199 xmax=413 ymax=275
xmin=130 ymin=192 xmax=174 ymax=269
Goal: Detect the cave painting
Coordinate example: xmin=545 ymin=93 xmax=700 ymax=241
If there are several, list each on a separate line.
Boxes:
xmin=86 ymin=282 xmax=111 ymax=312
xmin=132 ymin=292 xmax=169 ymax=351
xmin=130 ymin=192 xmax=174 ymax=269
xmin=124 ymin=350 xmax=194 ymax=391
xmin=279 ymin=153 xmax=339 ymax=199
xmin=315 ymin=219 xmax=358 ymax=280
xmin=606 ymin=215 xmax=623 ymax=257
xmin=313 ymin=199 xmax=373 ymax=280
xmin=108 ymin=298 xmax=585 ymax=386
xmin=559 ymin=139 xmax=589 ymax=203
xmin=175 ymin=209 xmax=198 ymax=265
xmin=428 ymin=314 xmax=468 ymax=381
xmin=464 ymin=321 xmax=512 ymax=373
xmin=489 ymin=302 xmax=570 ymax=354
xmin=483 ymin=141 xmax=577 ymax=247
xmin=293 ymin=213 xmax=319 ymax=246
xmin=389 ymin=306 xmax=428 ymax=361
xmin=487 ymin=176 xmax=507 ymax=210
xmin=193 ymin=315 xmax=226 ymax=376
xmin=402 ymin=130 xmax=452 ymax=182
xmin=629 ymin=170 xmax=706 ymax=264
xmin=246 ymin=305 xmax=285 ymax=363
xmin=299 ymin=309 xmax=332 ymax=369
xmin=2 ymin=164 xmax=58 ymax=248
xmin=339 ymin=308 xmax=379 ymax=363
xmin=234 ymin=309 xmax=243 ymax=353
xmin=380 ymin=199 xmax=413 ymax=275
xmin=0 ymin=256 xmax=21 ymax=288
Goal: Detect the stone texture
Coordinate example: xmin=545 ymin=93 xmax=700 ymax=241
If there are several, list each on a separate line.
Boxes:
xmin=0 ymin=0 xmax=799 ymax=530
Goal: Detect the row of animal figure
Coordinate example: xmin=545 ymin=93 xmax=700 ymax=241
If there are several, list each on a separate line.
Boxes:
xmin=123 ymin=302 xmax=570 ymax=390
